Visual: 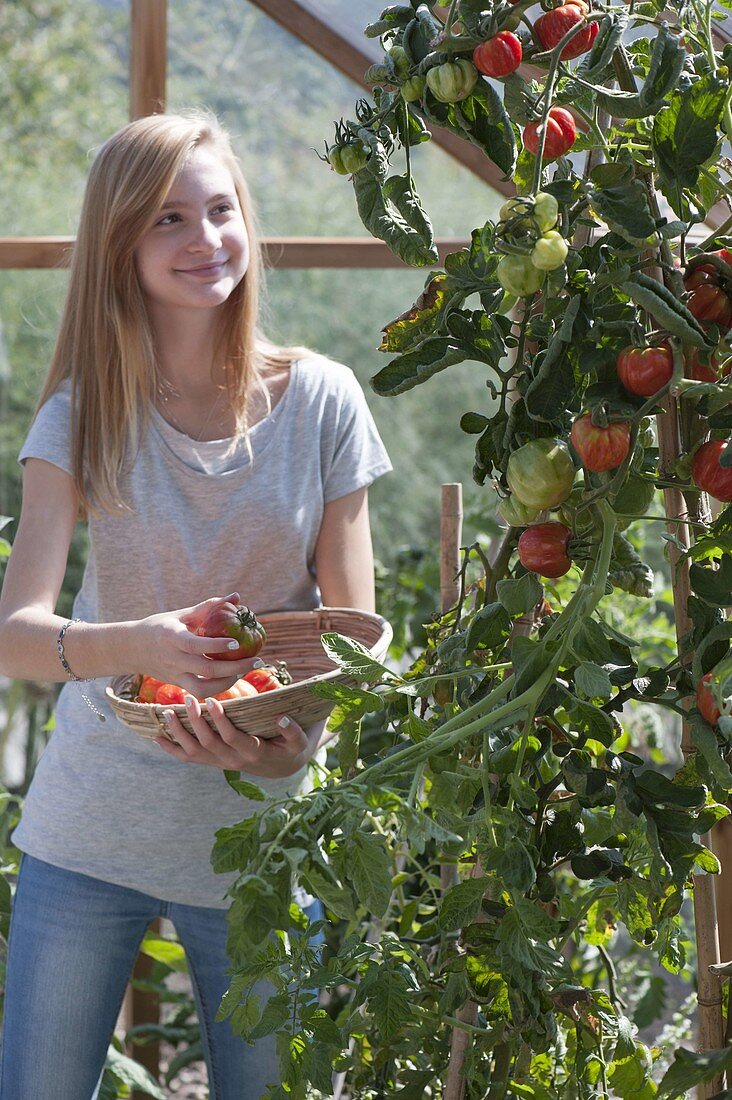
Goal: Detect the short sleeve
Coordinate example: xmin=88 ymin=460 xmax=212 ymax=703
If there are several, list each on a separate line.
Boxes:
xmin=320 ymin=366 xmax=392 ymax=503
xmin=18 ymin=383 xmax=74 ymax=476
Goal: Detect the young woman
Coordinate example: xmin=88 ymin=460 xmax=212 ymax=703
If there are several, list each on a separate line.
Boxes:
xmin=0 ymin=111 xmax=391 ymax=1100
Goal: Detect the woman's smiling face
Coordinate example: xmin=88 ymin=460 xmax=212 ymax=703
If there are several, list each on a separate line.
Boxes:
xmin=135 ymin=144 xmax=250 ymax=315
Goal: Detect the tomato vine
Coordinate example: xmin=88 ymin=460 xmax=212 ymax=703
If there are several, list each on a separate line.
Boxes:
xmin=218 ymin=1 xmax=732 ymax=1096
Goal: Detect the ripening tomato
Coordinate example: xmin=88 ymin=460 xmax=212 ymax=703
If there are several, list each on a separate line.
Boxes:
xmin=534 ymin=0 xmax=599 ymax=59
xmin=617 ymin=343 xmax=674 ymax=397
xmin=684 ymin=283 xmax=732 ymax=330
xmin=473 ymin=31 xmax=523 ymax=78
xmin=155 ymin=683 xmax=187 ymax=706
xmin=244 ymin=661 xmax=292 ymax=693
xmin=697 ymin=672 xmax=721 ymax=725
xmin=518 ymin=522 xmax=573 ymax=578
xmin=531 ymin=230 xmax=568 ymax=271
xmin=523 ymin=107 xmax=577 ymax=160
xmin=692 ymin=439 xmax=732 ymax=502
xmin=137 ymin=675 xmax=165 ymax=704
xmin=498 ymin=494 xmax=542 ymax=527
xmin=214 ymin=679 xmax=259 ymax=700
xmin=195 ymin=602 xmax=267 ymax=661
xmin=570 ymin=415 xmax=631 ymax=473
xmin=506 ymin=437 xmax=576 ymax=509
xmin=496 ymin=253 xmax=546 ymax=297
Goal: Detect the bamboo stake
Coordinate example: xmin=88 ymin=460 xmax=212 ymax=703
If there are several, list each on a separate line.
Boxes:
xmin=655 ymin=398 xmax=726 ymax=1094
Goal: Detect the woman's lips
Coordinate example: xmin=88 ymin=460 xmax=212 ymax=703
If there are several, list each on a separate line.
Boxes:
xmin=179 ymin=261 xmax=228 ymax=277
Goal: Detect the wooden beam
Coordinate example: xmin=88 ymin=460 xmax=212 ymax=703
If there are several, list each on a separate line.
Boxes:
xmin=0 ymin=236 xmax=471 ymax=270
xmin=245 ymin=0 xmax=512 ymax=194
xmin=130 ymin=0 xmax=167 ymax=119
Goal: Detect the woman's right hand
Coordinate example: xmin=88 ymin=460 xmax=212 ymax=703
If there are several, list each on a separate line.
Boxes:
xmin=129 ymin=592 xmax=258 ymax=698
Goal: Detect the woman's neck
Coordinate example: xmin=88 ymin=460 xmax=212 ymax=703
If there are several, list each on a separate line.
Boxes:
xmin=149 ymin=303 xmax=225 ymax=394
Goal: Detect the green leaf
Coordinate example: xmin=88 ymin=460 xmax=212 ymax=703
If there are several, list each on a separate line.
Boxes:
xmin=319 ymin=631 xmax=391 ymax=681
xmin=454 ymin=82 xmax=517 ymax=177
xmin=653 ymin=72 xmax=729 ymax=201
xmin=657 ymin=1046 xmax=732 ymax=1099
xmin=575 ymin=662 xmax=613 ymax=701
xmin=589 ymin=180 xmax=658 ymax=247
xmin=365 ymin=962 xmax=414 ymax=1040
xmin=301 ymin=862 xmax=356 ymax=921
xmin=371 ymin=336 xmax=471 ymax=395
xmin=594 ymin=22 xmax=686 ymax=118
xmin=689 ymin=717 xmax=732 ymax=791
xmin=439 ymin=876 xmax=490 ymax=931
xmin=102 ymin=1044 xmax=167 ymax=1099
xmin=379 ymin=274 xmax=455 ymax=353
xmin=690 ymin=557 xmax=732 ymax=606
xmin=352 ymin=170 xmax=438 ymax=267
xmin=211 ymin=817 xmax=260 ymax=875
xmin=494 ymin=838 xmax=536 ymax=893
xmin=138 ymin=933 xmax=188 ymax=974
xmin=350 ymin=832 xmax=394 ymax=916
xmin=465 ymin=602 xmax=512 ymax=652
xmin=224 ymin=771 xmax=267 ymax=801
xmin=620 ymin=272 xmax=711 ymax=348
xmin=497 ymin=573 xmax=543 ymax=617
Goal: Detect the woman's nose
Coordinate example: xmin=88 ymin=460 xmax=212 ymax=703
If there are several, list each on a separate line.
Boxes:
xmin=189 ymin=218 xmax=221 ymax=251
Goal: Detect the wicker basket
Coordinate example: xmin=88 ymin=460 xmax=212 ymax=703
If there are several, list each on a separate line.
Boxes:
xmin=106 ymin=607 xmax=392 ymax=743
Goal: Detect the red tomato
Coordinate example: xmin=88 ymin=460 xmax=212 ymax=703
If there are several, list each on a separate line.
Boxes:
xmin=691 ymin=439 xmax=732 ymax=502
xmin=155 ymin=683 xmax=187 ymax=706
xmin=697 ymin=673 xmax=721 ymax=725
xmin=523 ymin=107 xmax=577 ymax=160
xmin=137 ymin=675 xmax=165 ymax=704
xmin=195 ymin=602 xmax=267 ymax=661
xmin=534 ymin=0 xmax=599 ymax=59
xmin=244 ymin=669 xmax=283 ymax=693
xmin=684 ymin=282 xmax=732 ymax=330
xmin=570 ymin=415 xmax=631 ymax=473
xmin=473 ymin=32 xmax=523 ymax=78
xmin=617 ymin=343 xmax=673 ymax=397
xmin=518 ymin=522 xmax=573 ymax=578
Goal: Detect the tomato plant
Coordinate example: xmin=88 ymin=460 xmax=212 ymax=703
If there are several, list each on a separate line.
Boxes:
xmin=212 ymin=2 xmax=732 ymax=1097
xmin=195 ymin=602 xmax=266 ymax=660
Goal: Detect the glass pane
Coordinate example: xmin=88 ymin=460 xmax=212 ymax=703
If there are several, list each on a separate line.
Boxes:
xmin=167 ymin=1 xmax=504 ymax=240
xmin=0 ymin=1 xmax=129 ymax=236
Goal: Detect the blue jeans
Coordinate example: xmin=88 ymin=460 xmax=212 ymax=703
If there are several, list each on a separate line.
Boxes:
xmin=0 ymin=853 xmax=323 ymax=1100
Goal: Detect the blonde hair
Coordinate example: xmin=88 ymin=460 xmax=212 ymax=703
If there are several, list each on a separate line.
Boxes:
xmin=36 ymin=109 xmax=309 ymax=513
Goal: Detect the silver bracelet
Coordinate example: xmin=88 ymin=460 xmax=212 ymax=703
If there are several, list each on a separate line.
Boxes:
xmin=56 ymin=618 xmax=106 ymax=723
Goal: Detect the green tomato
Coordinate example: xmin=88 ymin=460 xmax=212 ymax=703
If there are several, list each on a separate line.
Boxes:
xmin=328 ymin=143 xmax=369 ymax=175
xmin=496 ymin=254 xmax=545 ymax=298
xmin=425 ymin=59 xmax=478 ymax=104
xmin=507 ymin=438 xmax=576 ymax=510
xmin=401 ymin=75 xmax=426 ymax=101
xmin=498 ymin=495 xmax=541 ymax=526
xmin=531 ymin=230 xmax=568 ymax=271
xmin=533 ymin=191 xmax=559 ymax=233
xmin=499 ymin=195 xmax=533 ymax=223
xmin=389 ymin=45 xmax=411 ymax=78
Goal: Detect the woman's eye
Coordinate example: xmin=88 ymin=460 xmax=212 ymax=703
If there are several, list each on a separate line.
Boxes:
xmin=156 ymin=212 xmax=181 ymax=226
xmin=212 ymin=203 xmax=233 ymax=215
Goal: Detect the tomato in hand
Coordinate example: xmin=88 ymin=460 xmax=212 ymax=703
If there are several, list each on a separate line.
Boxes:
xmin=518 ymin=522 xmax=573 ymax=578
xmin=570 ymin=415 xmax=631 ymax=473
xmin=425 ymin=59 xmax=478 ymax=103
xmin=195 ymin=602 xmax=267 ymax=661
xmin=617 ymin=343 xmax=674 ymax=397
xmin=692 ymin=439 xmax=732 ymax=501
xmin=473 ymin=31 xmax=522 ymax=78
xmin=534 ymin=0 xmax=599 ymax=59
xmin=697 ymin=672 xmax=721 ymax=725
xmin=155 ymin=683 xmax=187 ymax=706
xmin=506 ymin=437 xmax=576 ymax=509
xmin=523 ymin=108 xmax=577 ymax=160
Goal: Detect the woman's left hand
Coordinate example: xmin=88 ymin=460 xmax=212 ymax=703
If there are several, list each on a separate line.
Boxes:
xmin=153 ymin=695 xmax=324 ymax=778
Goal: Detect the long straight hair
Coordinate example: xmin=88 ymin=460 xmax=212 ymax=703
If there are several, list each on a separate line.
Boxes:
xmin=36 ymin=110 xmax=309 ymax=513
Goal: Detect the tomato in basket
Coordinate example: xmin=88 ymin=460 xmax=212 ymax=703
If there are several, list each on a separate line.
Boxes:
xmin=244 ymin=660 xmax=293 ymax=694
xmin=214 ymin=679 xmax=258 ymax=700
xmin=136 ymin=675 xmax=165 ymax=704
xmin=155 ymin=683 xmax=187 ymax=706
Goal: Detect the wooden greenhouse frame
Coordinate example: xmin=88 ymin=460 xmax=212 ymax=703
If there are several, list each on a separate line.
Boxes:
xmin=2 ymin=2 xmax=731 ymax=1096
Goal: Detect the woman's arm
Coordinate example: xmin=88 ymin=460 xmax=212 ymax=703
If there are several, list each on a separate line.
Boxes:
xmin=313 ymin=486 xmax=376 ymax=612
xmin=0 ymin=458 xmax=255 ymax=694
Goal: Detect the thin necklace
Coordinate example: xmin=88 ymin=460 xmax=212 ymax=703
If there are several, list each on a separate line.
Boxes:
xmin=155 ymin=375 xmax=231 ymax=442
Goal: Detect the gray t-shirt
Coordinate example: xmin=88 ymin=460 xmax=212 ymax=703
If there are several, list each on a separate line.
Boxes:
xmin=14 ymin=356 xmax=392 ymax=908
